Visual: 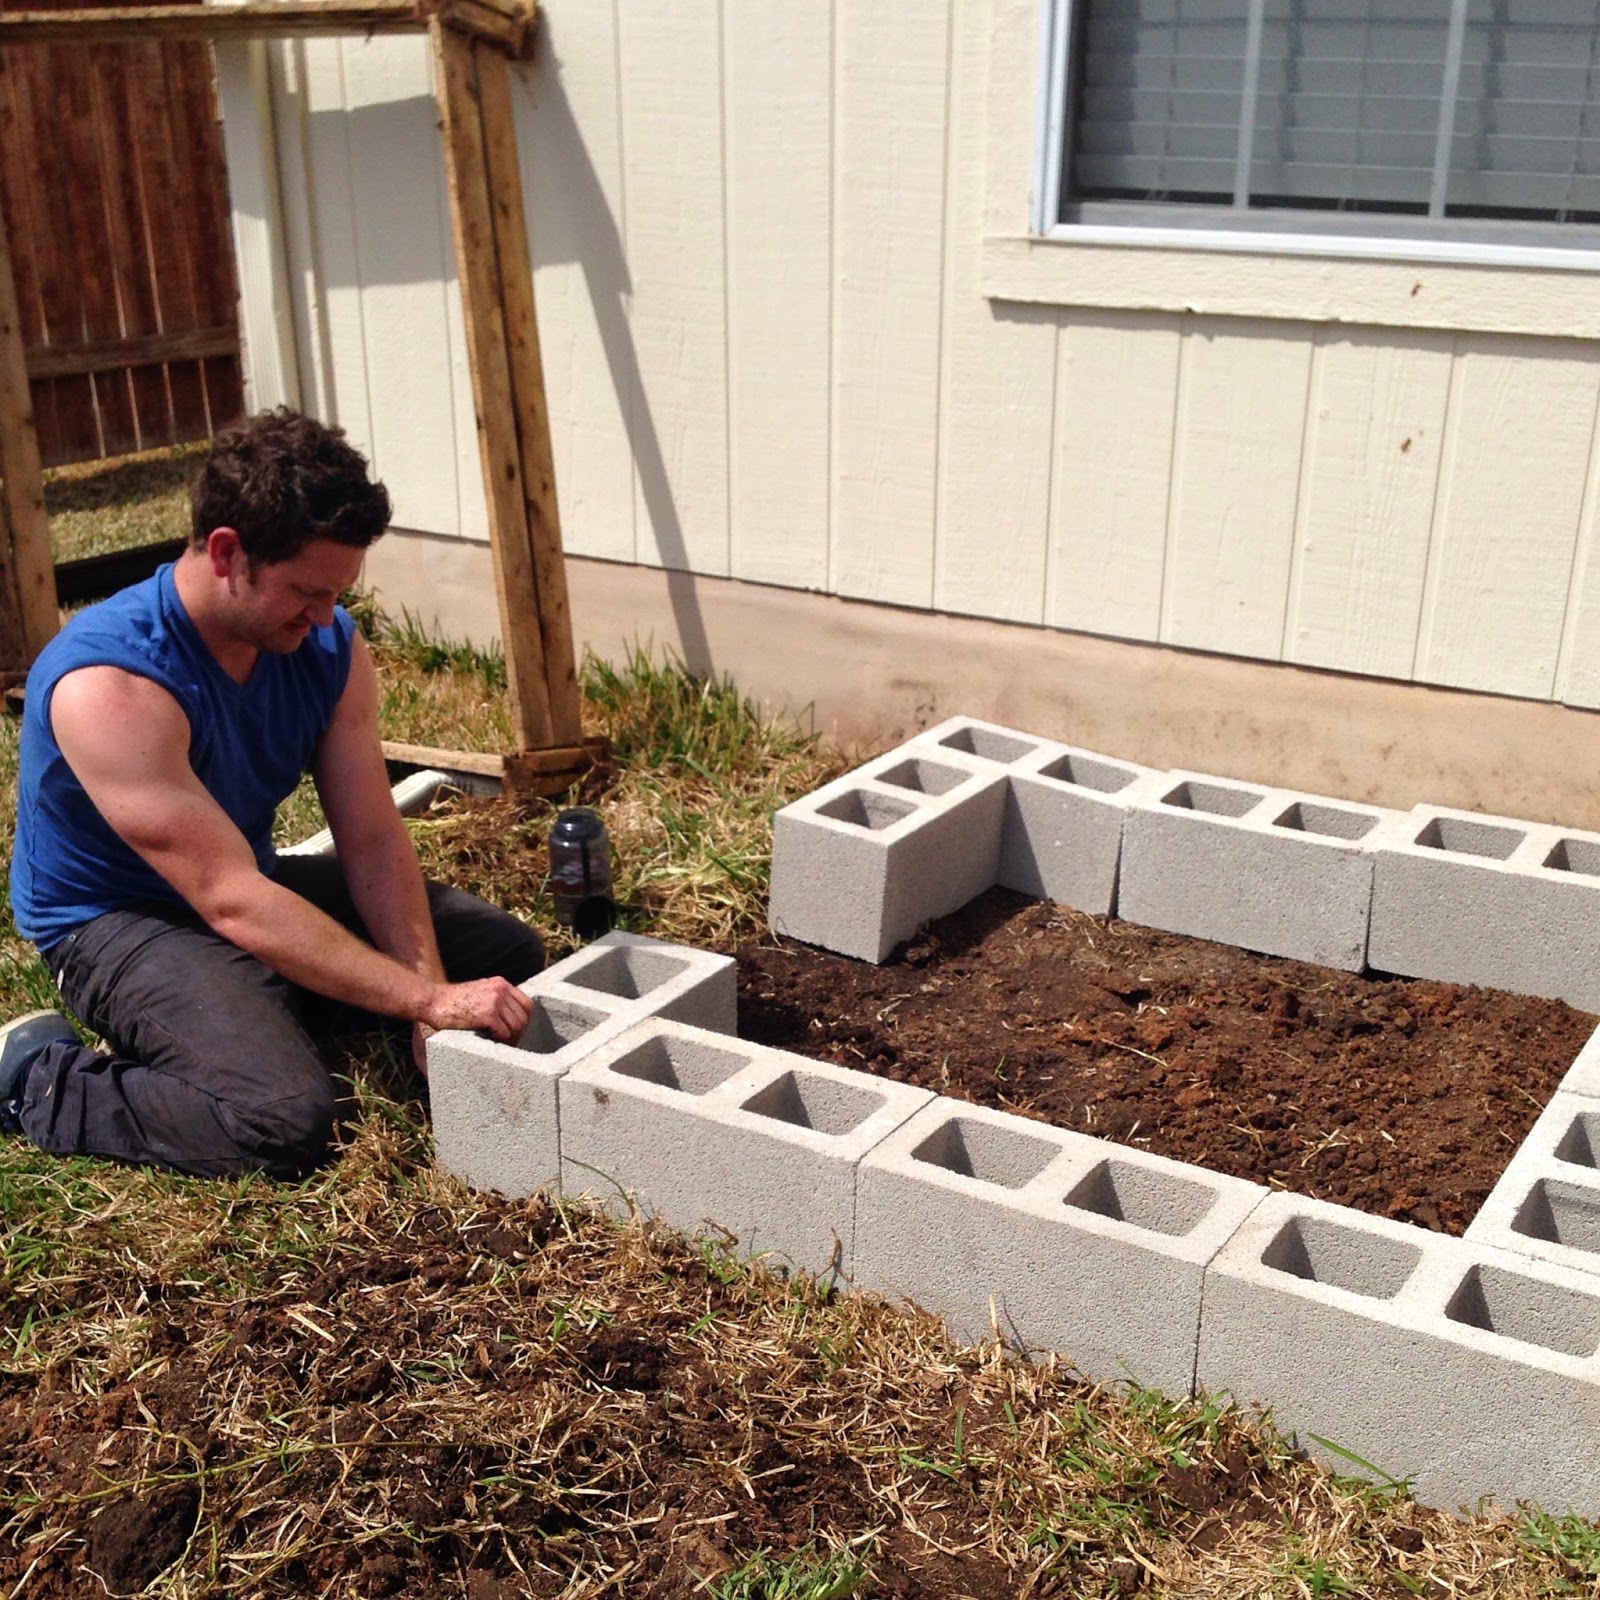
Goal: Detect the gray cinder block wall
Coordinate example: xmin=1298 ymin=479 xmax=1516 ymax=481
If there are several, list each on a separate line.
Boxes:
xmin=1368 ymin=806 xmax=1600 ymax=1009
xmin=854 ymin=1097 xmax=1266 ymax=1395
xmin=1199 ymin=1190 xmax=1600 ymax=1514
xmin=1119 ymin=773 xmax=1392 ymax=971
xmin=428 ymin=932 xmax=735 ymax=1199
xmin=769 ymin=741 xmax=1009 ymax=961
xmin=560 ymin=1019 xmax=933 ymax=1283
xmin=1466 ymin=1090 xmax=1600 ymax=1279
xmin=426 ymin=722 xmax=1600 ymax=1517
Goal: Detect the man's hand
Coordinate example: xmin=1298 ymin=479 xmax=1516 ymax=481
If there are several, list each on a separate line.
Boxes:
xmin=418 ymin=976 xmax=534 ymax=1042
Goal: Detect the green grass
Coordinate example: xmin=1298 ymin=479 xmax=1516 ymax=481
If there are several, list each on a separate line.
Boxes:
xmin=44 ymin=443 xmax=203 ymax=564
xmin=708 ymin=1543 xmax=873 ymax=1600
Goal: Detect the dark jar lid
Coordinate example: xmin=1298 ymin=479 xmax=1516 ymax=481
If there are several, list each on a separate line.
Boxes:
xmin=551 ymin=807 xmax=607 ymax=843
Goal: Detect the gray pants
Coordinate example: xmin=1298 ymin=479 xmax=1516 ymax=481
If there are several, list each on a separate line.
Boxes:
xmin=18 ymin=856 xmax=544 ymax=1179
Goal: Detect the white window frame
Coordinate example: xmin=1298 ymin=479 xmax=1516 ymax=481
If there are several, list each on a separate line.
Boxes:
xmin=1029 ymin=0 xmax=1600 ymax=276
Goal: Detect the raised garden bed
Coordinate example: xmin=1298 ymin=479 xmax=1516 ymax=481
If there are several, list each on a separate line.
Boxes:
xmin=736 ymin=887 xmax=1595 ymax=1237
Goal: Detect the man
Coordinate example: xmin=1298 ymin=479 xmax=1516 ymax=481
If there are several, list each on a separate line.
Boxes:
xmin=1 ymin=408 xmax=539 ymax=1177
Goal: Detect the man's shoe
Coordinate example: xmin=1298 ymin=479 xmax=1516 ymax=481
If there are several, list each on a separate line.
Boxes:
xmin=0 ymin=1009 xmax=76 ymax=1133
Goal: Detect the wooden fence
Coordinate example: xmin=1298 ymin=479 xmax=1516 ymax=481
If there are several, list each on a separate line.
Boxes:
xmin=0 ymin=0 xmax=244 ymax=467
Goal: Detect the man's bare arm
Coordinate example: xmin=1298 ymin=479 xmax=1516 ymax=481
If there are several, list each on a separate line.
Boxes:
xmin=311 ymin=637 xmax=446 ymax=983
xmin=48 ymin=665 xmax=531 ymax=1040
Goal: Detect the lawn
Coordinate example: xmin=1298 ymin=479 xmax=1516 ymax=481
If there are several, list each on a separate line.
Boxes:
xmin=0 ymin=453 xmax=1596 ymax=1597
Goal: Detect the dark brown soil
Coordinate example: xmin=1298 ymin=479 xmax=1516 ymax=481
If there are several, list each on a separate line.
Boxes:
xmin=5 ymin=1194 xmax=1297 ymax=1599
xmin=736 ymin=888 xmax=1594 ymax=1236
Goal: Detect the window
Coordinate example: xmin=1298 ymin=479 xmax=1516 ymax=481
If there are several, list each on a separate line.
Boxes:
xmin=1038 ymin=0 xmax=1600 ymax=263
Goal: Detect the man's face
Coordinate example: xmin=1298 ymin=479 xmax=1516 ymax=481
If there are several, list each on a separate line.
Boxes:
xmin=225 ymin=538 xmax=366 ymax=655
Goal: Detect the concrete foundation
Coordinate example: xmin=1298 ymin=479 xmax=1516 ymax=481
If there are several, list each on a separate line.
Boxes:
xmin=362 ymin=533 xmax=1600 ymax=832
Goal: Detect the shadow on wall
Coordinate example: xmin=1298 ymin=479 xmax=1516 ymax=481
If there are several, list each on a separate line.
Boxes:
xmin=295 ymin=23 xmax=714 ymax=677
xmin=511 ymin=15 xmax=713 ymax=673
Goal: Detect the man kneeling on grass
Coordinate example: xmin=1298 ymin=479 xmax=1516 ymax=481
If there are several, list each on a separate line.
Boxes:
xmin=1 ymin=408 xmax=541 ymax=1177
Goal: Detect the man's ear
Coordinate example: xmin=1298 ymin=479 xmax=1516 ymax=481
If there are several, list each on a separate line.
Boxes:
xmin=204 ymin=527 xmax=243 ymax=579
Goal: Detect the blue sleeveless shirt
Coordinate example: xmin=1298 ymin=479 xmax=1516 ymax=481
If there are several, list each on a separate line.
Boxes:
xmin=11 ymin=564 xmax=356 ymax=948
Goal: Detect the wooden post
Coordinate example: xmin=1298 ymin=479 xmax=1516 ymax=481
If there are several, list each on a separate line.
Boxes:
xmin=0 ymin=196 xmax=58 ymax=688
xmin=432 ymin=18 xmax=588 ymax=787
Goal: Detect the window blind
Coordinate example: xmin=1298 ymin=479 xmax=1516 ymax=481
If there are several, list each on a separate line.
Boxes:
xmin=1067 ymin=0 xmax=1600 ymax=226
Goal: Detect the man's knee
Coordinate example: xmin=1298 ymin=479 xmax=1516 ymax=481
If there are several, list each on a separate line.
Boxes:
xmin=231 ymin=1067 xmax=339 ymax=1178
xmin=428 ymin=884 xmax=545 ymax=985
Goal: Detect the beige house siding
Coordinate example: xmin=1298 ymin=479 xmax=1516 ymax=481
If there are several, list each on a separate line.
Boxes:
xmin=219 ymin=0 xmax=1600 ymax=710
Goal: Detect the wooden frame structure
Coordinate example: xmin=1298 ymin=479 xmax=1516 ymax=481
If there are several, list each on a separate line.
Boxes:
xmin=0 ymin=0 xmax=596 ymax=792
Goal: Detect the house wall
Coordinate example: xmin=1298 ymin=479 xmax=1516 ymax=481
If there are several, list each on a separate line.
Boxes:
xmin=219 ymin=0 xmax=1600 ymax=716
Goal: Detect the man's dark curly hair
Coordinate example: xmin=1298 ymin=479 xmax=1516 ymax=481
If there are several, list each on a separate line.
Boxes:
xmin=191 ymin=408 xmax=392 ymax=566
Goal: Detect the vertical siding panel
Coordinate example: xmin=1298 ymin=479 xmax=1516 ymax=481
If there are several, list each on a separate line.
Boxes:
xmin=617 ymin=0 xmax=728 ymax=576
xmin=292 ymin=40 xmax=375 ymax=448
xmin=1554 ymin=415 xmax=1600 ymax=708
xmin=831 ymin=0 xmax=950 ymax=607
xmin=1416 ymin=338 xmax=1600 ymax=699
xmin=214 ymin=41 xmax=302 ymax=414
xmin=524 ymin=0 xmax=632 ymax=562
xmin=933 ymin=0 xmax=1055 ymax=624
xmin=1048 ymin=311 xmax=1180 ymax=640
xmin=1162 ymin=321 xmax=1312 ymax=658
xmin=1285 ymin=329 xmax=1453 ymax=678
xmin=724 ymin=1 xmax=830 ymax=590
xmin=340 ymin=37 xmax=460 ymax=534
xmin=271 ymin=43 xmax=332 ymax=422
xmin=437 ymin=129 xmax=490 ymax=544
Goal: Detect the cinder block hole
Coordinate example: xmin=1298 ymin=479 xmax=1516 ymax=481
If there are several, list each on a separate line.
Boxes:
xmin=518 ymin=999 xmax=608 ymax=1055
xmin=741 ymin=1070 xmax=885 ymax=1136
xmin=607 ymin=1034 xmax=748 ymax=1095
xmin=1260 ymin=1215 xmax=1421 ymax=1300
xmin=1445 ymin=1263 xmax=1600 ymax=1358
xmin=938 ymin=726 xmax=1039 ymax=764
xmin=912 ymin=1116 xmax=1058 ymax=1188
xmin=1161 ymin=780 xmax=1262 ymax=819
xmin=1037 ymin=752 xmax=1136 ymax=795
xmin=1413 ymin=816 xmax=1523 ymax=860
xmin=1544 ymin=837 xmax=1600 ymax=877
xmin=1272 ymin=802 xmax=1378 ymax=842
xmin=564 ymin=945 xmax=690 ymax=1000
xmin=817 ymin=789 xmax=916 ymax=831
xmin=1062 ymin=1158 xmax=1216 ymax=1236
xmin=1556 ymin=1112 xmax=1600 ymax=1168
xmin=1512 ymin=1178 xmax=1600 ymax=1255
xmin=876 ymin=758 xmax=971 ymax=797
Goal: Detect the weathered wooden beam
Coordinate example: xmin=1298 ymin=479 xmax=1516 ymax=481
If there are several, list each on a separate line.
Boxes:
xmin=24 ymin=323 xmax=238 ymax=382
xmin=380 ymin=740 xmax=504 ymax=779
xmin=432 ymin=19 xmax=581 ymax=772
xmin=0 ymin=0 xmax=533 ymax=55
xmin=476 ymin=47 xmax=581 ymax=742
xmin=0 ymin=200 xmax=59 ymax=689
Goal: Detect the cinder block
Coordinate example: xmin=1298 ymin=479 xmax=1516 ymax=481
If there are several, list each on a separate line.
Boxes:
xmin=854 ymin=1098 xmax=1267 ymax=1393
xmin=559 ymin=1020 xmax=933 ymax=1281
xmin=429 ymin=932 xmax=737 ymax=1197
xmin=550 ymin=931 xmax=737 ymax=1034
xmin=1368 ymin=807 xmax=1600 ymax=1007
xmin=1118 ymin=772 xmax=1391 ymax=970
xmin=1466 ymin=1089 xmax=1600 ymax=1278
xmin=769 ymin=746 xmax=1008 ymax=962
xmin=429 ymin=990 xmax=628 ymax=1199
xmin=988 ymin=743 xmax=1165 ymax=916
xmin=912 ymin=715 xmax=1058 ymax=769
xmin=1559 ymin=1021 xmax=1600 ymax=1098
xmin=1199 ymin=1191 xmax=1600 ymax=1515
